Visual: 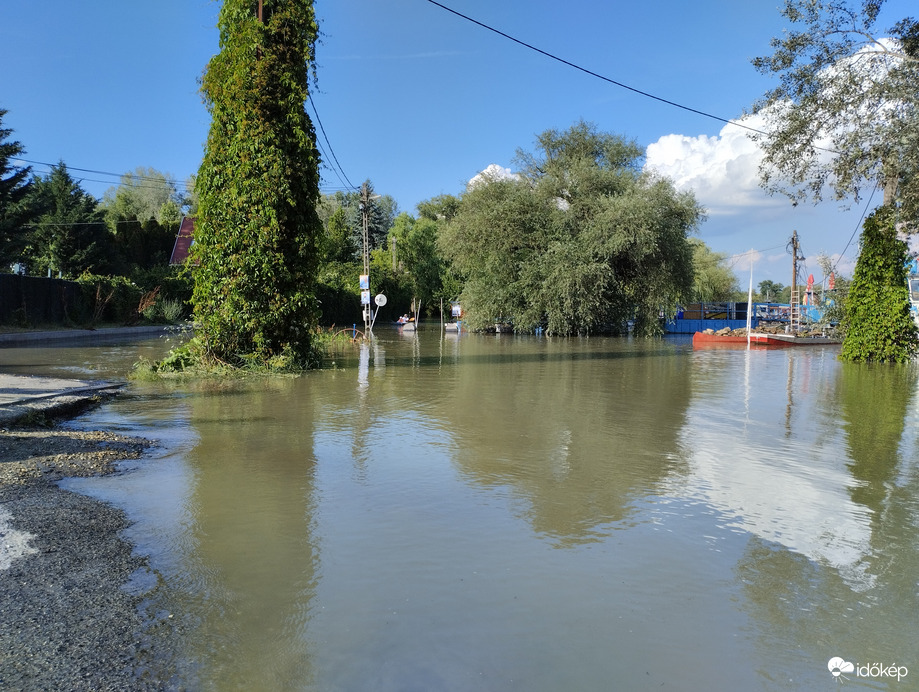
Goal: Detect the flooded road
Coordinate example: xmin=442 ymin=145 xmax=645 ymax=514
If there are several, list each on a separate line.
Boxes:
xmin=4 ymin=329 xmax=918 ymax=689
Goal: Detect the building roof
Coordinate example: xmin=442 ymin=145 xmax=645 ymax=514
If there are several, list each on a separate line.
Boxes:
xmin=170 ymin=216 xmax=196 ymax=265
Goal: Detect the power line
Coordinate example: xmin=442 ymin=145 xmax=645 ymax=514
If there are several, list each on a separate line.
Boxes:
xmin=423 ymin=0 xmax=764 ymax=136
xmin=727 ymin=244 xmax=786 ymax=268
xmin=10 ymin=157 xmax=191 ymax=191
xmin=424 ymin=0 xmax=881 ymax=268
xmin=308 ymin=94 xmax=356 ymax=191
xmin=732 ymin=245 xmax=787 ymax=258
xmin=831 ymin=185 xmax=878 ymax=275
xmin=313 ymin=129 xmax=354 ymax=193
xmin=312 ymin=137 xmax=343 ymax=189
xmin=424 ymin=0 xmax=847 ymax=157
xmin=12 ymin=104 xmax=352 ymax=196
xmin=20 ymin=219 xmax=150 ymax=229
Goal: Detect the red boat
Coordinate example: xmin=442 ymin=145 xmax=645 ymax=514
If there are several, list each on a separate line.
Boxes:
xmin=692 ymin=331 xmax=841 ymax=349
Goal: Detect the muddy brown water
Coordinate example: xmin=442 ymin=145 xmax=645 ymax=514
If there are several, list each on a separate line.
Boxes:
xmin=4 ymin=329 xmax=918 ymax=689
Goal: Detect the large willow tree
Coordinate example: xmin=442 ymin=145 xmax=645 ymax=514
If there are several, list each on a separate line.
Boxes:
xmin=440 ymin=122 xmax=702 ymax=336
xmin=192 ymin=0 xmax=322 ymax=367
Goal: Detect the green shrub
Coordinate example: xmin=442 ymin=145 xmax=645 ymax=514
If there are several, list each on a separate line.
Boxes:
xmin=132 ymin=332 xmax=321 ymax=379
xmin=76 ymin=273 xmax=144 ymax=325
xmin=130 ymin=264 xmax=193 ymax=304
xmin=159 ymin=298 xmax=186 ymax=323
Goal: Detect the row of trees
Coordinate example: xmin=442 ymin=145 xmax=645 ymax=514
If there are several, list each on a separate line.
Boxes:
xmin=5 ymin=0 xmax=915 ymax=364
xmin=0 ymin=113 xmax=192 ymax=283
xmin=176 ymin=0 xmax=755 ymax=366
xmin=193 ymin=0 xmax=918 ymax=365
xmin=0 ymin=104 xmax=753 ymax=341
xmin=185 ymin=0 xmax=917 ymax=365
xmin=311 ymin=122 xmax=748 ymax=338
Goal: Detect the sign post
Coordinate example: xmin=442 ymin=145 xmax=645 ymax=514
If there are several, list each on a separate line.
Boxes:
xmin=359 ymin=274 xmax=370 ymax=333
xmin=370 ymin=293 xmax=387 ymax=331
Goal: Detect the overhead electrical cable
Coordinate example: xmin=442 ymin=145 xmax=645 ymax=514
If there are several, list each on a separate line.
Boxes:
xmin=10 ymin=157 xmax=191 ymax=191
xmin=312 ymin=137 xmax=346 ymax=190
xmin=423 ymin=0 xmax=762 ymax=133
xmin=313 ymin=129 xmax=353 ymax=193
xmin=59 ymin=176 xmax=187 ymax=195
xmin=726 ymin=245 xmax=787 ymax=269
xmin=22 ymin=220 xmax=146 ymax=229
xmin=832 ymin=185 xmax=878 ymax=274
xmin=308 ymin=94 xmax=357 ymax=191
xmin=423 ymin=0 xmax=845 ymax=156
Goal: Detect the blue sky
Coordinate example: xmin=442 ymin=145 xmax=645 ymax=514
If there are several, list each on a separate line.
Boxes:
xmin=1 ymin=0 xmax=913 ymax=286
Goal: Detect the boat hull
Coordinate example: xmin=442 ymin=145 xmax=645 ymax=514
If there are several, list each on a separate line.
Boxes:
xmin=692 ymin=331 xmax=841 ymax=349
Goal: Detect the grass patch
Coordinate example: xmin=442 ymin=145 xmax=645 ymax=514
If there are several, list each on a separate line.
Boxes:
xmin=132 ymin=326 xmax=364 ymax=380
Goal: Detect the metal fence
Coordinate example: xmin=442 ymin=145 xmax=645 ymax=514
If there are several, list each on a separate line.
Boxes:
xmin=0 ymin=274 xmax=85 ymax=326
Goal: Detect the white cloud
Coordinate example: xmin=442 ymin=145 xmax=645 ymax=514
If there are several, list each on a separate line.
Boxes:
xmin=643 ymin=115 xmax=867 ymax=283
xmin=729 ymin=248 xmax=762 ymax=274
xmin=646 ymin=36 xmax=907 ymax=219
xmin=468 ymin=163 xmax=517 ymax=189
xmin=644 ymin=116 xmax=781 ymax=215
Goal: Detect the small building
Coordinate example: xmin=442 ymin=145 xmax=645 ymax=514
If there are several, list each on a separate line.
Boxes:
xmin=665 ymin=302 xmax=755 ymax=334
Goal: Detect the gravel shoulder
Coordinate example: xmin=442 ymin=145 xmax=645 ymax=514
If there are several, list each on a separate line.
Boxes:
xmin=0 ymin=425 xmax=188 ymax=691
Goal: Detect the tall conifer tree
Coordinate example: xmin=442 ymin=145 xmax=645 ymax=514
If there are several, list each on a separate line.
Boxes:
xmin=0 ymin=109 xmax=33 ymax=264
xmin=192 ymin=0 xmax=322 ymax=366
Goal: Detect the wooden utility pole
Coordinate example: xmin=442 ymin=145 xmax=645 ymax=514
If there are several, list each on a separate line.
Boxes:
xmin=255 ymin=1 xmax=264 ymax=61
xmin=360 ymin=182 xmax=373 ymax=333
xmin=789 ymin=230 xmax=803 ymax=333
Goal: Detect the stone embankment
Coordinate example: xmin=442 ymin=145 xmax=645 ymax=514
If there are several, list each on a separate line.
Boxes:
xmin=0 ymin=365 xmax=187 ymax=689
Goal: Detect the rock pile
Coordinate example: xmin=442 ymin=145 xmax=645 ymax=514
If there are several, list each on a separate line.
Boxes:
xmin=701 ymin=325 xmax=835 ymax=338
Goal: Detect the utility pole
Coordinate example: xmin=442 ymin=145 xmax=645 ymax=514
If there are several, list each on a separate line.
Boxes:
xmin=359 ymin=182 xmax=378 ymax=334
xmin=789 ymin=230 xmax=803 ymax=334
xmin=255 ymin=1 xmax=264 ymax=60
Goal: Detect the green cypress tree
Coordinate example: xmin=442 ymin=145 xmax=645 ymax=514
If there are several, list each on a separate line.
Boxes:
xmin=27 ymin=163 xmax=110 ymax=277
xmin=840 ymin=209 xmax=919 ymax=363
xmin=0 ymin=109 xmax=33 ymax=265
xmin=192 ymin=0 xmax=322 ymax=367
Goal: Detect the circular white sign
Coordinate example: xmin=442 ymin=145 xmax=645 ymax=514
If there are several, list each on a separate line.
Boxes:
xmin=374 ymin=293 xmax=387 ymax=307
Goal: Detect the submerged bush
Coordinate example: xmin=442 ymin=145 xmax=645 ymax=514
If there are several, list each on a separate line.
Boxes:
xmin=76 ymin=273 xmax=143 ymax=325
